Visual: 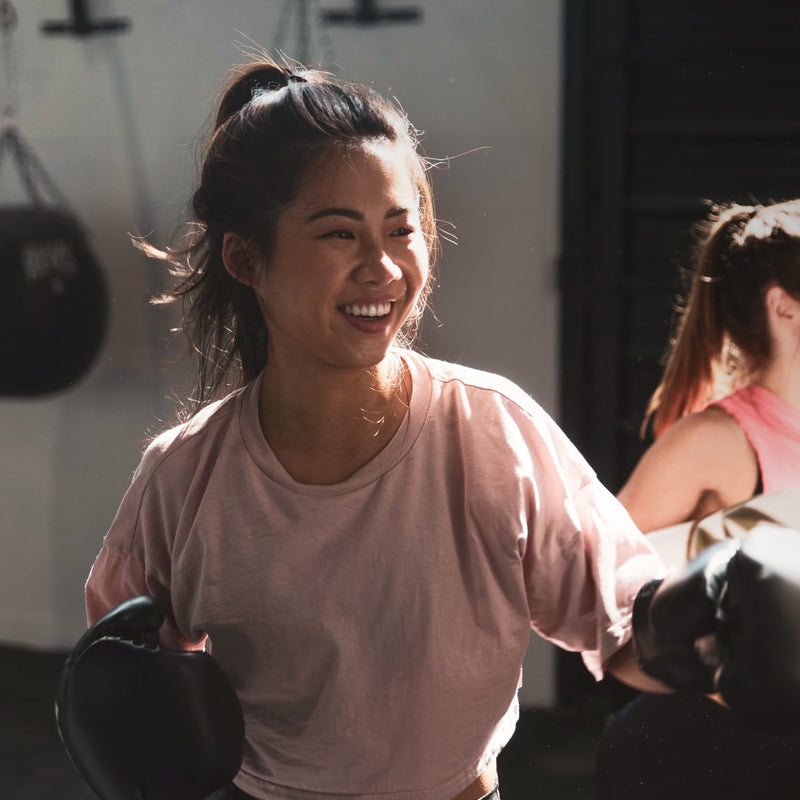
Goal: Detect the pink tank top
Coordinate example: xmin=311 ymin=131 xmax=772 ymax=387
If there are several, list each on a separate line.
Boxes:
xmin=713 ymin=385 xmax=800 ymax=493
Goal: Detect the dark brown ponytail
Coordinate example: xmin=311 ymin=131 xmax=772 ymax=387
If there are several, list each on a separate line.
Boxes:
xmin=643 ymin=200 xmax=800 ymax=438
xmin=139 ymin=57 xmax=438 ymax=417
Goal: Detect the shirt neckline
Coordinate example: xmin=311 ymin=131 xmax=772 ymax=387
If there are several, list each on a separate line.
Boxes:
xmin=238 ymin=349 xmax=432 ymax=495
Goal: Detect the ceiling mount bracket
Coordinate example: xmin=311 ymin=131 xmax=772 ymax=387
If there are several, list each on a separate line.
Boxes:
xmin=41 ymin=0 xmax=129 ymax=38
xmin=322 ymin=0 xmax=421 ymax=26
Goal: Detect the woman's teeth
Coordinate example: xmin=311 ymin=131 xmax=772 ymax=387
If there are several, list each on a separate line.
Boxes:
xmin=342 ymin=302 xmax=391 ymax=318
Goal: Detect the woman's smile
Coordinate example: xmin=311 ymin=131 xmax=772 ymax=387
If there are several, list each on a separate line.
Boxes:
xmin=249 ymin=141 xmax=430 ymax=373
xmin=340 ymin=301 xmax=393 ymax=319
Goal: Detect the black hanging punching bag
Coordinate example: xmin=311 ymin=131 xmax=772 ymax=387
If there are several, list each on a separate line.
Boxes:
xmin=0 ymin=4 xmax=109 ymax=396
xmin=0 ymin=205 xmax=107 ymax=396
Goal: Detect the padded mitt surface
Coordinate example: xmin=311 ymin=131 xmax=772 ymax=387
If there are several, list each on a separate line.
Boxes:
xmin=56 ymin=597 xmax=244 ymax=800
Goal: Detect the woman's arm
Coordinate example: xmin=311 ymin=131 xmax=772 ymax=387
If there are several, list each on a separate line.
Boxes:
xmin=617 ymin=407 xmax=759 ymax=532
xmin=606 ymin=640 xmax=672 ymax=693
xmin=607 ymin=635 xmax=730 ymax=708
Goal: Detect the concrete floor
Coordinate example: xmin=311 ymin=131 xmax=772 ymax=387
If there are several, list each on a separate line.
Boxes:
xmin=0 ymin=644 xmax=602 ymax=800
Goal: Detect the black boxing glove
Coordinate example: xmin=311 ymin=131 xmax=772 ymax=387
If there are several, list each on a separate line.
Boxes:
xmin=632 ymin=540 xmax=739 ymax=692
xmin=56 ymin=596 xmax=245 ymax=800
xmin=716 ymin=524 xmax=800 ymax=730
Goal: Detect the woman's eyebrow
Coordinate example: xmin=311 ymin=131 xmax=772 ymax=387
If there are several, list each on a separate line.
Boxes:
xmin=304 ymin=206 xmax=410 ymax=223
xmin=305 ymin=207 xmax=362 ymax=223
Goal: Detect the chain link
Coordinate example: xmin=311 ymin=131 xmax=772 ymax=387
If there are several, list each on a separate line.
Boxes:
xmin=273 ymin=0 xmax=336 ymax=68
xmin=272 ymin=0 xmax=294 ymax=57
xmin=0 ymin=0 xmax=17 ymax=29
xmin=315 ymin=0 xmax=335 ymax=68
xmin=0 ymin=0 xmax=19 ymax=121
xmin=0 ymin=1 xmax=72 ymax=209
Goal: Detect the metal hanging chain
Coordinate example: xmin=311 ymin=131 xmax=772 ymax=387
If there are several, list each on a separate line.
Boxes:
xmin=0 ymin=0 xmax=70 ymax=208
xmin=0 ymin=0 xmax=19 ymax=121
xmin=272 ymin=0 xmax=294 ymax=57
xmin=273 ymin=0 xmax=335 ymax=68
xmin=315 ymin=0 xmax=335 ymax=68
xmin=0 ymin=126 xmax=71 ymax=207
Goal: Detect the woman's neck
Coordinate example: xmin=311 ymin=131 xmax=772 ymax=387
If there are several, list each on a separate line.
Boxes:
xmin=754 ymin=356 xmax=800 ymax=411
xmin=754 ymin=307 xmax=800 ymax=410
xmin=257 ymin=354 xmax=410 ymax=485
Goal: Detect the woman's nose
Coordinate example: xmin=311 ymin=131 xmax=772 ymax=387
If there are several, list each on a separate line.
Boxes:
xmin=354 ymin=241 xmax=402 ymax=283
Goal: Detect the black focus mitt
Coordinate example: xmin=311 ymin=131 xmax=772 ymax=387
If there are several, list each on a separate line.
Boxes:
xmin=633 ymin=525 xmax=800 ymax=730
xmin=55 ymin=596 xmax=244 ymax=800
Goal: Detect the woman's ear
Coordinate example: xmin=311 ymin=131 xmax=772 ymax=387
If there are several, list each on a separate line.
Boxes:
xmin=766 ymin=285 xmax=800 ymax=324
xmin=222 ymin=232 xmax=259 ymax=287
xmin=765 ymin=286 xmax=800 ymax=352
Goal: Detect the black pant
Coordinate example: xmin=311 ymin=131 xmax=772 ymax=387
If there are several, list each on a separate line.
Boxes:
xmin=205 ymin=786 xmax=253 ymax=800
xmin=208 ymin=784 xmax=500 ymax=800
xmin=596 ymin=692 xmax=800 ymax=799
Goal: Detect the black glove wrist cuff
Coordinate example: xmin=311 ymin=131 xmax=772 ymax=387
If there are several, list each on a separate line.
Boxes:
xmin=632 ymin=577 xmax=664 ymax=672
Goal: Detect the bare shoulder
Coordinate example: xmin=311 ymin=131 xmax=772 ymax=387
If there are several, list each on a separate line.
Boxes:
xmin=618 ymin=406 xmax=758 ymax=531
xmin=662 ymin=406 xmax=752 ymax=463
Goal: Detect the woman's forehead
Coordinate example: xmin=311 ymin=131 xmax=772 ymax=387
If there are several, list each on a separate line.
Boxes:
xmin=292 ymin=141 xmax=421 ymax=211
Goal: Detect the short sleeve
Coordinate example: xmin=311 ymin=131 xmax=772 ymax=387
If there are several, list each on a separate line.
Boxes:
xmin=519 ymin=418 xmax=666 ymax=679
xmin=84 ymin=443 xmax=203 ymax=652
xmin=572 ymin=479 xmax=666 ymax=677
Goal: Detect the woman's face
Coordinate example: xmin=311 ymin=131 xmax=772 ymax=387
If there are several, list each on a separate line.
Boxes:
xmin=250 ymin=141 xmax=430 ymax=375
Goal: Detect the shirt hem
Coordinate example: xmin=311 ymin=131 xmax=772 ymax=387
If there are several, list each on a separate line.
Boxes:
xmin=234 ymin=742 xmax=510 ymax=800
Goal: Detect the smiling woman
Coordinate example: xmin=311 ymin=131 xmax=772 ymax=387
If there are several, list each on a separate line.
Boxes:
xmin=219 ymin=142 xmax=429 ymax=485
xmin=79 ymin=55 xmax=677 ymax=800
xmin=140 ymin=62 xmax=438 ymax=415
xmin=222 ymin=142 xmax=429 ymax=381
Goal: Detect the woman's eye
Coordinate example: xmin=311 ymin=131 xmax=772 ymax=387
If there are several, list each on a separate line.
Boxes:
xmin=390 ymin=226 xmax=414 ymax=237
xmin=325 ymin=230 xmax=355 ymax=240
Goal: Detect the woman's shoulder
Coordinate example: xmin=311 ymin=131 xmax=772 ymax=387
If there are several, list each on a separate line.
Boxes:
xmin=660 ymin=404 xmax=748 ymax=453
xmin=408 ymin=351 xmax=592 ymax=476
xmin=409 ymin=350 xmax=543 ymax=415
xmin=619 ymin=406 xmax=758 ymax=530
xmin=138 ymin=383 xmax=253 ymax=478
xmin=647 ymin=405 xmax=756 ymax=494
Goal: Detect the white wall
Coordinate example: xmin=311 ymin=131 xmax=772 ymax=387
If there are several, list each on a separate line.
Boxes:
xmin=0 ymin=0 xmax=563 ymax=707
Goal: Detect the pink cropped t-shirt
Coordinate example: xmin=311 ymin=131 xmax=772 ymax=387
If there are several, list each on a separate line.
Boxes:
xmin=85 ymin=351 xmax=663 ymax=800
